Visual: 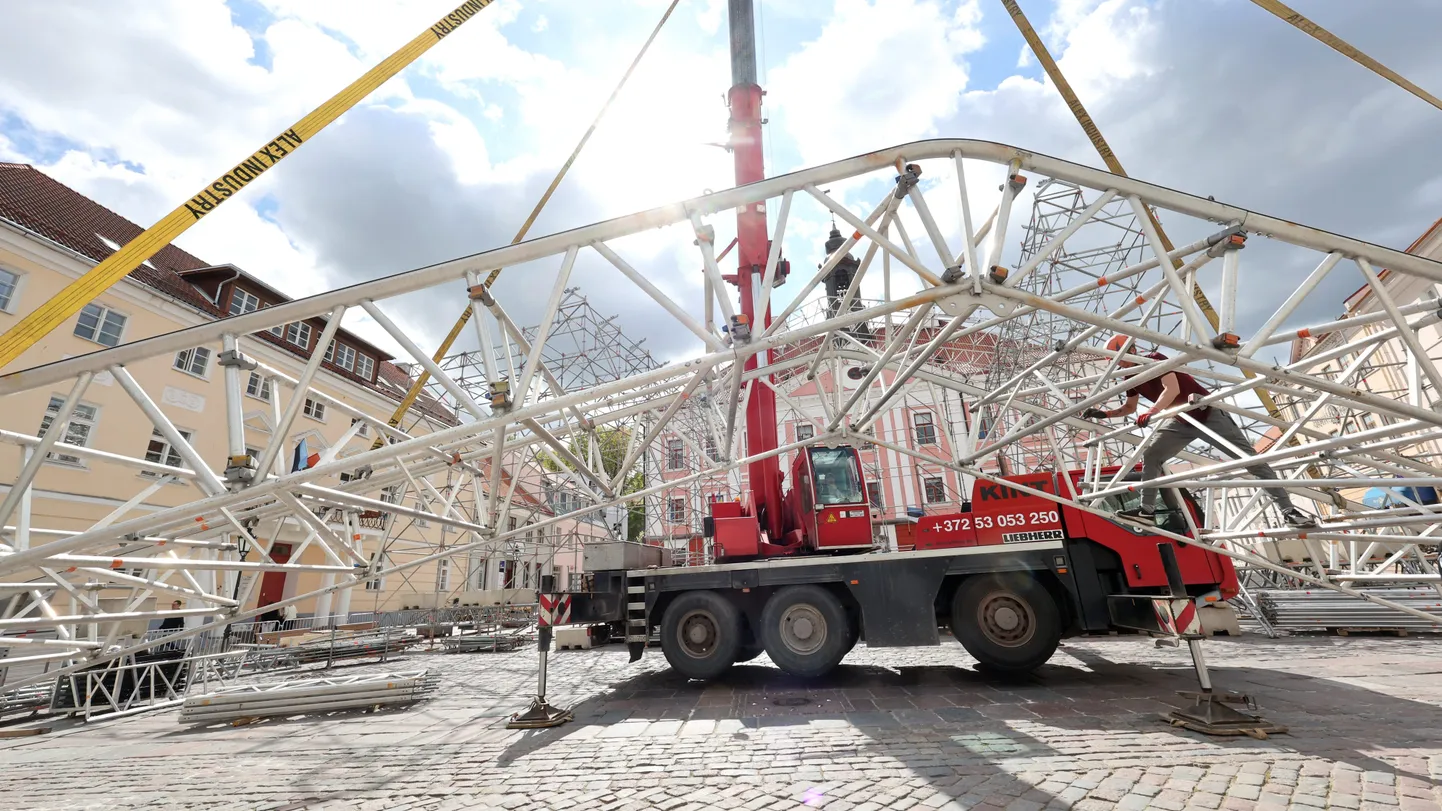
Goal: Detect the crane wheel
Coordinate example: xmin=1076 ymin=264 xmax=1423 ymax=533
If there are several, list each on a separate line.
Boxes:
xmin=759 ymin=585 xmax=853 ymax=678
xmin=950 ymin=574 xmax=1061 ymax=675
xmin=660 ymin=591 xmax=742 ymax=680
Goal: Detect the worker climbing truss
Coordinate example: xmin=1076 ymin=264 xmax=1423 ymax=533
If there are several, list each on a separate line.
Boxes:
xmin=2 ymin=139 xmax=1442 ymax=691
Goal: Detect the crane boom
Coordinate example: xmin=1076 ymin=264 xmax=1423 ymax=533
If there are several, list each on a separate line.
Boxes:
xmin=0 ymin=0 xmax=496 ymax=371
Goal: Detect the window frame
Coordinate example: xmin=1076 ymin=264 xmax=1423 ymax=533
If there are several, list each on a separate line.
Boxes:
xmin=39 ymin=395 xmax=100 ymax=467
xmin=228 ymin=288 xmax=261 ymax=316
xmin=143 ymin=427 xmax=194 ymax=472
xmin=912 ymin=411 xmax=938 ymax=445
xmin=923 ymin=475 xmax=946 ymax=504
xmin=354 ymin=354 xmax=375 ymax=380
xmin=302 ymin=397 xmax=327 ymax=422
xmin=668 ymin=497 xmax=686 ymax=524
xmin=245 ymin=372 xmax=273 ymax=402
xmin=867 ymin=481 xmax=884 ymax=509
xmin=0 ymin=266 xmax=21 ymax=312
xmin=74 ymin=302 xmax=128 ymax=347
xmin=666 ymin=438 xmax=685 ymax=470
xmin=173 ymin=347 xmax=212 ymax=378
xmin=365 ymin=553 xmax=388 ymax=591
xmin=795 ymin=423 xmax=815 ymax=442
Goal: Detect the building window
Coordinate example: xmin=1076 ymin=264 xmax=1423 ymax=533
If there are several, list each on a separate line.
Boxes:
xmin=270 ymin=321 xmax=312 ymax=348
xmin=229 ymin=288 xmax=260 ymax=316
xmin=704 ymin=436 xmax=719 ymax=461
xmin=355 ymin=354 xmax=375 ymax=380
xmin=415 ymin=498 xmax=430 ymax=528
xmin=522 ymin=561 xmax=532 ymax=590
xmin=668 ymin=497 xmax=686 ymax=524
xmin=923 ymin=476 xmax=946 ymax=504
xmin=0 ymin=267 xmax=19 ymax=311
xmin=302 ymin=398 xmax=326 ymax=421
xmin=173 ymin=347 xmax=211 ymax=377
xmin=246 ymin=372 xmax=272 ymax=401
xmin=39 ymin=396 xmax=98 ymax=466
xmin=325 ymin=341 xmax=357 ymax=371
xmin=667 ymin=439 xmax=685 ymax=470
xmin=365 ymin=554 xmax=388 ymax=591
xmin=796 ymin=423 xmax=815 ymax=442
xmin=913 ymin=412 xmax=937 ymax=445
xmin=469 ymin=556 xmax=488 ymax=591
xmin=867 ymin=481 xmax=884 ymax=509
xmin=74 ymin=303 xmax=126 ymax=347
xmin=435 ymin=559 xmax=450 ymax=592
xmin=351 ymin=418 xmax=369 ymax=437
xmin=144 ymin=429 xmax=193 ymax=469
xmin=380 ymin=485 xmax=401 ymax=504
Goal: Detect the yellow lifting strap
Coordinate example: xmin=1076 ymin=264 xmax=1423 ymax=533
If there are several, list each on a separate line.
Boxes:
xmin=0 ymin=0 xmax=497 ymax=371
xmin=999 ymin=0 xmax=1288 ymax=424
xmin=1249 ymin=0 xmax=1442 ymax=113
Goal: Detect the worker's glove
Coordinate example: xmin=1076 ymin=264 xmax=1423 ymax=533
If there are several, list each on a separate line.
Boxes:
xmin=1135 ymin=412 xmax=1153 ymax=428
xmin=1081 ymin=407 xmax=1108 ymax=421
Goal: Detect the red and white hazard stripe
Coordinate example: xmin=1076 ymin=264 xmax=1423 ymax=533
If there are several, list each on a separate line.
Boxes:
xmin=1151 ymin=597 xmax=1202 ymax=637
xmin=538 ymin=594 xmax=572 ymax=628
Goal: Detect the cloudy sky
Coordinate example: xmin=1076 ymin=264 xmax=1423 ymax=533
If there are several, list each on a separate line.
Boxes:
xmin=2 ymin=0 xmax=1440 ymax=368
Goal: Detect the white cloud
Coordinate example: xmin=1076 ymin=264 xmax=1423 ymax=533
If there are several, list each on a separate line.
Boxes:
xmin=768 ymin=0 xmax=985 ymax=168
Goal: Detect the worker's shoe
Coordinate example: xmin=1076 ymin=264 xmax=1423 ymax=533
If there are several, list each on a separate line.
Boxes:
xmin=1115 ymin=507 xmax=1156 ymax=526
xmin=1280 ymin=507 xmax=1318 ymax=529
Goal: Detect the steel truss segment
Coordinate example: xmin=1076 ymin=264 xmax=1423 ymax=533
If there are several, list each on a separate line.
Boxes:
xmin=5 ymin=139 xmax=1442 ymax=687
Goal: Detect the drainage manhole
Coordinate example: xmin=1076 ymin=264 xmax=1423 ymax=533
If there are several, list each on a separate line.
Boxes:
xmin=772 ymin=696 xmax=810 ymax=707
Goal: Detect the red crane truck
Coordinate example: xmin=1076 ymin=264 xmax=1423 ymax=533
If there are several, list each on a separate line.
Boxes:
xmin=553 ymin=463 xmax=1236 ymax=681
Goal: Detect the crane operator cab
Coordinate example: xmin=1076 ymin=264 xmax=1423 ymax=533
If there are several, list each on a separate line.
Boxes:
xmin=781 ymin=445 xmax=873 ymax=553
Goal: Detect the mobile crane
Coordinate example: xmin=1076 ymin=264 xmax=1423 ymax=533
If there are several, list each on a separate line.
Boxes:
xmin=531 ymin=0 xmax=1240 ymax=688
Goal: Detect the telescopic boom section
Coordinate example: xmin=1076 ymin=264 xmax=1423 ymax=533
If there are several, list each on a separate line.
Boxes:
xmin=727 ymin=0 xmax=784 ymax=539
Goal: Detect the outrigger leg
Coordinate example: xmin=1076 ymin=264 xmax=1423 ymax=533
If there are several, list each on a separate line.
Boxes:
xmin=507 ymin=580 xmax=573 ymax=729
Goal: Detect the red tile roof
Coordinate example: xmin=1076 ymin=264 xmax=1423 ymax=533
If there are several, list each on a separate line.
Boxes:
xmin=0 ymin=162 xmax=223 ymax=314
xmin=0 ymin=162 xmax=456 ymax=427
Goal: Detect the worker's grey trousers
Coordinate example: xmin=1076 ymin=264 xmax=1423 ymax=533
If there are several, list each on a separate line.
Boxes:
xmin=1140 ymin=409 xmax=1294 ymax=512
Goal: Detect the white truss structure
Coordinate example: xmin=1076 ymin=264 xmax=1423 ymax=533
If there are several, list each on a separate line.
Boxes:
xmin=3 ymin=139 xmax=1442 ymax=690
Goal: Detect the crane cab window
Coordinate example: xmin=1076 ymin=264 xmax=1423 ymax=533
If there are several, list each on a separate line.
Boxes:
xmin=809 ymin=447 xmax=864 ymax=505
xmin=1093 ymin=487 xmax=1195 ymax=535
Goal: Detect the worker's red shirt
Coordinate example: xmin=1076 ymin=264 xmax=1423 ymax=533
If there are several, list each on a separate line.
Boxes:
xmin=1125 ymin=352 xmax=1211 ymax=419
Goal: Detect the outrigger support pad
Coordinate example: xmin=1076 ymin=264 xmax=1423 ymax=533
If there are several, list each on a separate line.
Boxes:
xmin=506 ymin=695 xmax=573 ymax=729
xmin=1155 ymin=544 xmax=1288 ymax=739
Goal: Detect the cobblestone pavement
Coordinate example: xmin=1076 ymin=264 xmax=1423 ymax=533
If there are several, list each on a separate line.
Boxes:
xmin=2 ymin=633 xmax=1441 ymax=810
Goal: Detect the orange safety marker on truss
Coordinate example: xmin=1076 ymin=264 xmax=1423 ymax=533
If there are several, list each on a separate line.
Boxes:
xmin=0 ymin=0 xmax=496 ymax=371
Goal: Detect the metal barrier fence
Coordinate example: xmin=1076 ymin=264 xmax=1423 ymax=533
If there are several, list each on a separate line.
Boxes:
xmin=1 ymin=600 xmax=542 ymax=722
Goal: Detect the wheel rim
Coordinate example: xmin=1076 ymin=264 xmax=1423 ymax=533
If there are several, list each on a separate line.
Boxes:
xmin=676 ymin=608 xmax=720 ymax=659
xmin=977 ymin=590 xmax=1036 ymax=648
xmin=777 ymin=603 xmax=828 ymax=656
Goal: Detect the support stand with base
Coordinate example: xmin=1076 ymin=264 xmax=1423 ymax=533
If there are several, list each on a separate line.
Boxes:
xmin=1163 ymin=636 xmax=1287 ymax=739
xmin=507 ymin=579 xmax=573 ymax=730
xmin=1154 ymin=543 xmax=1288 ymax=739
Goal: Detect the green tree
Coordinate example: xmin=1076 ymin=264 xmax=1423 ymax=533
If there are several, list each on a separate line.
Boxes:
xmin=538 ymin=426 xmax=646 ymax=541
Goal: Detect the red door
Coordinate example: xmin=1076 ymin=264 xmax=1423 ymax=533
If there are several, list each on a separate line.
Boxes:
xmin=257 ymin=542 xmax=292 ymax=609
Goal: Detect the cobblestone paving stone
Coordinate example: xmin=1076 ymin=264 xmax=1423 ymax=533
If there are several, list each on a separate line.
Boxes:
xmin=2 ymin=635 xmax=1441 ymax=810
